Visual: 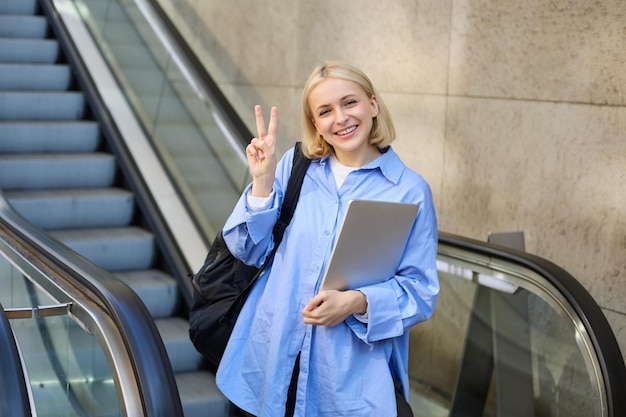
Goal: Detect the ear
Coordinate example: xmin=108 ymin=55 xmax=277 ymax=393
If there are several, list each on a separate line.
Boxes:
xmin=370 ymin=95 xmax=379 ymax=117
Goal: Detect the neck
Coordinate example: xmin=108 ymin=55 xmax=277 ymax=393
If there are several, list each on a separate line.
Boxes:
xmin=333 ymin=145 xmax=380 ymax=167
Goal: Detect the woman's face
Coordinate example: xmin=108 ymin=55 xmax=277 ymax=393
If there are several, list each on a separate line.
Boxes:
xmin=308 ymin=77 xmax=379 ymax=167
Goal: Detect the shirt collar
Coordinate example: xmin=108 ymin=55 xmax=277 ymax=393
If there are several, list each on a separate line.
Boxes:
xmin=316 ymin=146 xmax=404 ymax=184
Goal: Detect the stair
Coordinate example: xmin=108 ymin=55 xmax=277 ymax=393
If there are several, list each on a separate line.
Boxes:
xmin=0 ymin=0 xmax=229 ymax=415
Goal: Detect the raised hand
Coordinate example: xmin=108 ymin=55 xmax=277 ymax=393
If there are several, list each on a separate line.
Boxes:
xmin=248 ymin=105 xmax=278 ymax=197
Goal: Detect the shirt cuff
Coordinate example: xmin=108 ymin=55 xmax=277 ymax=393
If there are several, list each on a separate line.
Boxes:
xmin=353 ymin=307 xmax=369 ymax=323
xmin=247 ymin=190 xmax=274 ymax=212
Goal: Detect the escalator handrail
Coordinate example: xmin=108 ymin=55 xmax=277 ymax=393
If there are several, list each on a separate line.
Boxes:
xmin=0 ymin=301 xmax=33 ymax=417
xmin=0 ymin=192 xmax=183 ymax=417
xmin=439 ymin=231 xmax=626 ymax=417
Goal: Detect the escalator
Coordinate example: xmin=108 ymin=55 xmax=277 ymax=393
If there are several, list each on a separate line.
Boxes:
xmin=0 ymin=189 xmax=185 ymax=417
xmin=0 ymin=0 xmax=624 ymax=416
xmin=0 ymin=0 xmax=229 ymax=415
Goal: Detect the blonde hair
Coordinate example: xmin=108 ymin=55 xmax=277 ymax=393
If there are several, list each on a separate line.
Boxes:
xmin=300 ymin=61 xmax=396 ymax=159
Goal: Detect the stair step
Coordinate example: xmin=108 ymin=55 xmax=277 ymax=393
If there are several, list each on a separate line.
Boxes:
xmin=176 ymin=372 xmax=231 ymax=417
xmin=0 ymin=63 xmax=72 ymax=91
xmin=155 ymin=317 xmax=204 ymax=373
xmin=0 ymin=91 xmax=85 ymax=121
xmin=0 ymin=121 xmax=100 ymax=153
xmin=0 ymin=0 xmax=37 ymax=15
xmin=0 ymin=38 xmax=59 ymax=64
xmin=6 ymin=188 xmax=134 ymax=229
xmin=0 ymin=153 xmax=116 ymax=190
xmin=115 ymin=270 xmax=178 ymax=318
xmin=49 ymin=226 xmax=155 ymax=272
xmin=0 ymin=15 xmax=47 ymax=39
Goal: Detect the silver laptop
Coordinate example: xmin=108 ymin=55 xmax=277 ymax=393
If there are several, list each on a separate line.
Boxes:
xmin=319 ymin=199 xmax=419 ymax=291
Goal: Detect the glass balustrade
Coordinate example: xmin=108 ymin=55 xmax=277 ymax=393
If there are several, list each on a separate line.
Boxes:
xmin=0 ymin=252 xmax=122 ymax=417
xmin=407 ymin=237 xmax=615 ymax=417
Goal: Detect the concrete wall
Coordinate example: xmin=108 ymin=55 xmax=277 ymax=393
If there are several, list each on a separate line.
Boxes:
xmin=154 ymin=0 xmax=626 ymax=362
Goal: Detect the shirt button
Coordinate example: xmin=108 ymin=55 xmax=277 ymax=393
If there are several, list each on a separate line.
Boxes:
xmin=324 ymin=230 xmax=330 ymax=235
xmin=314 ymin=264 xmax=320 ymax=270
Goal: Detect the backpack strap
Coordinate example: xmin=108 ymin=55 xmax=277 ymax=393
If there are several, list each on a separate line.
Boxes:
xmin=272 ymin=141 xmax=309 ymax=248
xmin=231 ymin=142 xmax=310 ymax=307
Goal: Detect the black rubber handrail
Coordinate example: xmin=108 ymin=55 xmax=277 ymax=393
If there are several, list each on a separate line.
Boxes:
xmin=0 ymin=302 xmax=33 ymax=417
xmin=439 ymin=231 xmax=626 ymax=417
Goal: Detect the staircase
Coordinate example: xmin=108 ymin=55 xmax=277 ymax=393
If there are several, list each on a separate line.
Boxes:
xmin=0 ymin=0 xmax=230 ymax=415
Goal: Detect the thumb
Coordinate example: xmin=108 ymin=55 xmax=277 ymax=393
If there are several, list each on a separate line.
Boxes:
xmin=303 ymin=293 xmax=325 ymax=312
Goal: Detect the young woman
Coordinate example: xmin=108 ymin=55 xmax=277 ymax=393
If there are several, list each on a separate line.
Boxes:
xmin=216 ymin=61 xmax=439 ymax=417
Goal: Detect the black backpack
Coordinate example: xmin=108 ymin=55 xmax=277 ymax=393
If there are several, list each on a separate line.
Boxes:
xmin=188 ymin=143 xmax=310 ymax=371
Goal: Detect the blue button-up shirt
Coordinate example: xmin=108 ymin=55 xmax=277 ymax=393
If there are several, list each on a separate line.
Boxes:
xmin=216 ymin=146 xmax=439 ymax=416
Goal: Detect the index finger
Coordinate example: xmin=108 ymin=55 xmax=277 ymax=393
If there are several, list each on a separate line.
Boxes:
xmin=254 ymin=105 xmax=267 ymax=138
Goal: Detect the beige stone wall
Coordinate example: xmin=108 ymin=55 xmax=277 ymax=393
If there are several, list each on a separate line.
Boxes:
xmin=155 ymin=0 xmax=626 ymax=362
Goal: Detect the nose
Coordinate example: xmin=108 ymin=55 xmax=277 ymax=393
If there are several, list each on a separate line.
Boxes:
xmin=335 ymin=108 xmax=349 ymax=124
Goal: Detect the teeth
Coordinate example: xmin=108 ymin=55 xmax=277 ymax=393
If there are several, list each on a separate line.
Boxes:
xmin=337 ymin=126 xmax=356 ymax=135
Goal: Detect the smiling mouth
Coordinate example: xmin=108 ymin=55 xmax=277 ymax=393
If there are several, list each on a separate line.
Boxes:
xmin=336 ymin=125 xmax=357 ymax=135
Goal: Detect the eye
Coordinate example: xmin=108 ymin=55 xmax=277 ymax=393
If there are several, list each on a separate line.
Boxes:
xmin=345 ymin=99 xmax=358 ymax=107
xmin=318 ymin=108 xmax=331 ymax=117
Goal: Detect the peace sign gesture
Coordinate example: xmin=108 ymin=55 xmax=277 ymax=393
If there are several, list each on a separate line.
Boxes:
xmin=247 ymin=105 xmax=278 ymax=197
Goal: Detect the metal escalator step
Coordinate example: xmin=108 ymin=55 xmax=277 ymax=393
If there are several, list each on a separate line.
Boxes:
xmin=0 ymin=121 xmax=100 ymax=153
xmin=0 ymin=153 xmax=116 ymax=190
xmin=0 ymin=0 xmax=37 ymax=15
xmin=0 ymin=15 xmax=47 ymax=39
xmin=176 ymin=372 xmax=231 ymax=417
xmin=48 ymin=226 xmax=155 ymax=272
xmin=0 ymin=91 xmax=85 ymax=121
xmin=115 ymin=270 xmax=178 ymax=318
xmin=0 ymin=63 xmax=72 ymax=91
xmin=5 ymin=188 xmax=134 ymax=229
xmin=154 ymin=317 xmax=203 ymax=373
xmin=0 ymin=38 xmax=59 ymax=64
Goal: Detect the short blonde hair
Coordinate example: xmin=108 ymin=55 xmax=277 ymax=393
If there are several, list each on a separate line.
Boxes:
xmin=301 ymin=61 xmax=396 ymax=159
